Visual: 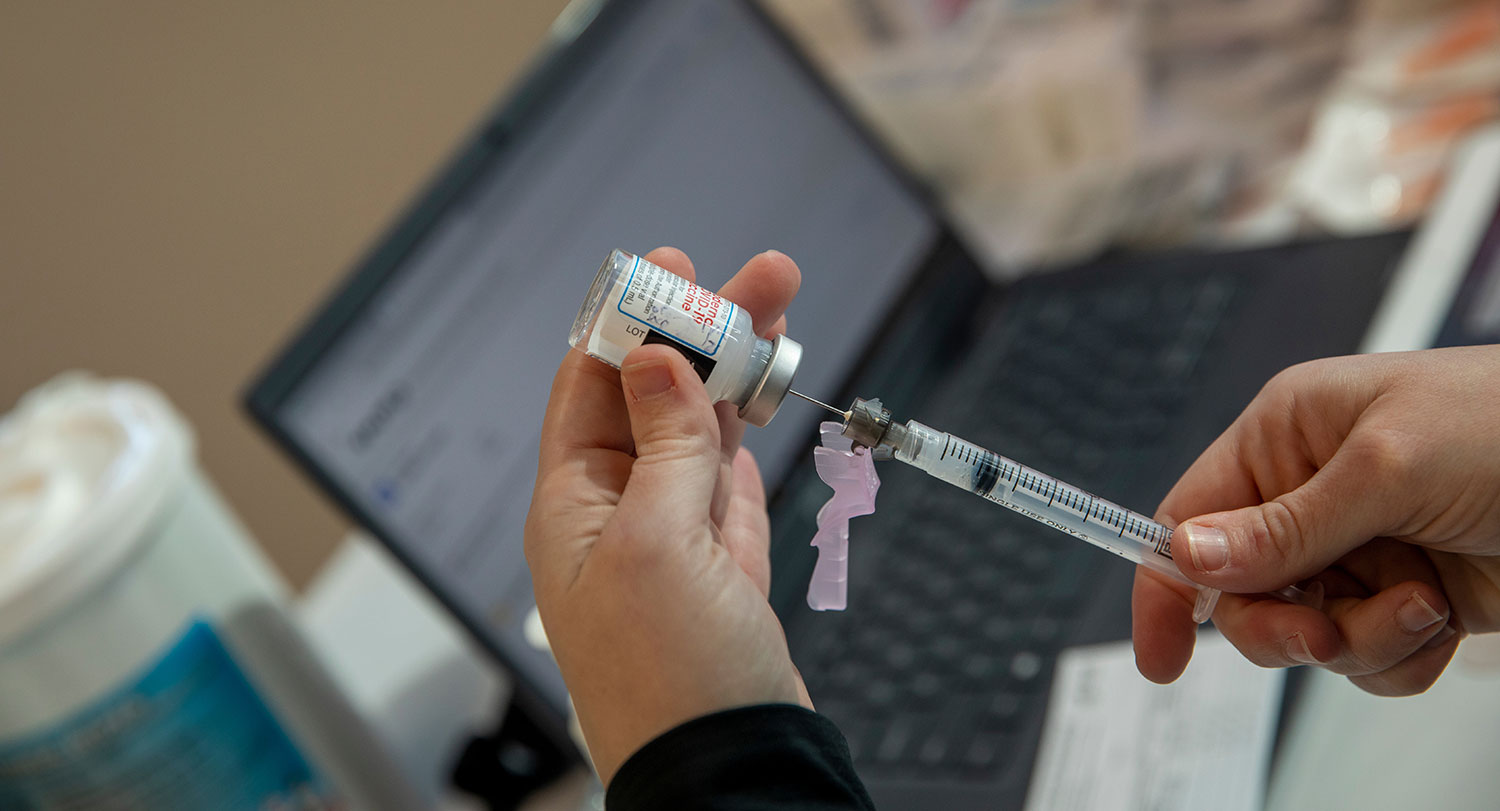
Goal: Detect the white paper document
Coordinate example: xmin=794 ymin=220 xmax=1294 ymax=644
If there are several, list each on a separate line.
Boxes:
xmin=1025 ymin=631 xmax=1284 ymax=811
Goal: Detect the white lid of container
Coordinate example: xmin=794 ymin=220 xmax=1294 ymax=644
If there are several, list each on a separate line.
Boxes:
xmin=0 ymin=374 xmax=193 ymax=648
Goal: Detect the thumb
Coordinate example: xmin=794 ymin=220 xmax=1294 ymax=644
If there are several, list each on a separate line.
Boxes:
xmin=615 ymin=344 xmax=723 ymax=530
xmin=1171 ymin=448 xmax=1403 ymax=593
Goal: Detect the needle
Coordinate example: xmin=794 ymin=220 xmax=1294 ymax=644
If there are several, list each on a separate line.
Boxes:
xmin=788 ymin=389 xmax=851 ymax=420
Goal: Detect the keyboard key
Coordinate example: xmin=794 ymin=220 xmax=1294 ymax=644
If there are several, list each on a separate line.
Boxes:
xmin=843 ymin=721 xmax=875 ymax=763
xmin=829 ymin=661 xmax=863 ymax=692
xmin=1028 ymin=617 xmax=1064 ymax=646
xmin=854 ymin=625 xmax=896 ymax=657
xmin=950 ymin=597 xmax=983 ymax=626
xmin=923 ymin=571 xmax=961 ymax=601
xmin=976 ymin=693 xmax=1024 ymax=731
xmin=916 ymin=730 xmax=952 ymax=767
xmin=959 ymin=653 xmax=1000 ymax=685
xmin=927 ymin=632 xmax=965 ymax=664
xmin=883 ymin=642 xmax=918 ymax=673
xmin=864 ymin=678 xmax=899 ymax=709
xmin=1002 ymin=582 xmax=1045 ymax=612
xmin=1038 ymin=566 xmax=1090 ymax=609
xmin=902 ymin=606 xmax=943 ymax=637
xmin=980 ymin=616 xmax=1021 ymax=647
xmin=910 ymin=671 xmax=945 ymax=706
xmin=1009 ymin=651 xmax=1045 ymax=685
xmin=875 ymin=719 xmax=916 ymax=765
xmin=962 ymin=732 xmax=1011 ymax=772
xmin=962 ymin=562 xmax=1003 ymax=591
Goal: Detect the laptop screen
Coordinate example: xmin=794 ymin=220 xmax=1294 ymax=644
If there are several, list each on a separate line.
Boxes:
xmin=266 ymin=0 xmax=937 ymax=714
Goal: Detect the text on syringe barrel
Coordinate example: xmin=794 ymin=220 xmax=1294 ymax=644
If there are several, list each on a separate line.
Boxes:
xmin=893 ymin=421 xmax=1187 ymax=583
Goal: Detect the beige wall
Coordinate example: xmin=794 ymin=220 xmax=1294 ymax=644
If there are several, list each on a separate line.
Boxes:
xmin=1 ymin=3 xmax=572 ymax=587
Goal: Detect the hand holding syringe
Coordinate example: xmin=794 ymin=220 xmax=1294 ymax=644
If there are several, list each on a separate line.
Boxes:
xmin=568 ymin=249 xmax=1317 ymax=622
xmin=793 ymin=393 xmax=1322 ymax=623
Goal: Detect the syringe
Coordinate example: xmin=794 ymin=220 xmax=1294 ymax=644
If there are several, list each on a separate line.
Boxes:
xmin=792 ymin=393 xmax=1318 ymax=623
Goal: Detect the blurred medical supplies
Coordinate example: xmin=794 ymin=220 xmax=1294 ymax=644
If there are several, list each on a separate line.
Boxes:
xmin=764 ymin=0 xmax=1500 ymax=269
xmin=1293 ymin=2 xmax=1500 ymax=231
xmin=0 ymin=375 xmax=419 ymax=809
xmin=765 ymin=0 xmax=1353 ymax=272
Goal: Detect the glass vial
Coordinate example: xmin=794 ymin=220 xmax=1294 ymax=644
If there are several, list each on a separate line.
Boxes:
xmin=570 ymin=249 xmax=801 ymax=426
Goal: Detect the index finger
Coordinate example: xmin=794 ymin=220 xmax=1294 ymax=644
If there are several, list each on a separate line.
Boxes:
xmin=718 ymin=250 xmax=800 ymax=336
xmin=713 ymin=251 xmax=802 ymax=457
xmin=1131 ymin=429 xmax=1263 ymax=682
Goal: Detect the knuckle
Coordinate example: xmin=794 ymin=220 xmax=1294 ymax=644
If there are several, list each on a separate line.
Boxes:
xmin=639 ymin=428 xmax=719 ymax=464
xmin=1260 ymin=360 xmax=1320 ymax=403
xmin=1250 ymin=499 xmax=1306 ymax=564
xmin=1345 ymin=427 xmax=1412 ymax=486
xmin=1260 ymin=366 xmax=1298 ymax=399
xmin=1330 ymin=645 xmax=1381 ymax=678
xmin=1244 ymin=648 xmax=1293 ymax=669
xmin=1348 ymin=665 xmax=1440 ymax=697
xmin=1249 ymin=648 xmax=1298 ymax=670
xmin=1224 ymin=632 xmax=1293 ymax=669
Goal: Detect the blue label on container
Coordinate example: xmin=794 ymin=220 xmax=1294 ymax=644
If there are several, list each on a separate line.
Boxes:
xmin=0 ymin=620 xmax=338 ymax=810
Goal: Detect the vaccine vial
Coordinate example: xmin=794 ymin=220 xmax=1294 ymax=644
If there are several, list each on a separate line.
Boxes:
xmin=570 ymin=249 xmax=802 ymax=426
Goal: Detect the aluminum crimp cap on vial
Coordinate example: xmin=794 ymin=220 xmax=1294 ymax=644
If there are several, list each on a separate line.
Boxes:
xmin=739 ymin=333 xmax=802 ymax=427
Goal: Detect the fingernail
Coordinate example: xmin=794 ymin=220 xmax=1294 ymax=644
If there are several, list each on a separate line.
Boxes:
xmin=1397 ymin=593 xmax=1445 ymax=633
xmin=621 ymin=360 xmax=674 ymax=401
xmin=1184 ymin=524 xmax=1229 ymax=572
xmin=1423 ymin=625 xmax=1457 ymax=649
xmin=1286 ymin=632 xmax=1322 ymax=666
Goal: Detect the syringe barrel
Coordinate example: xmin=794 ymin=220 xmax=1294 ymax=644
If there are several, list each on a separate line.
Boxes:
xmin=894 ymin=421 xmax=1218 ymax=618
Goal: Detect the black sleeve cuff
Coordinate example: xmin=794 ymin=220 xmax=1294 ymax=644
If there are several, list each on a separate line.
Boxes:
xmin=605 ymin=704 xmax=875 ymax=811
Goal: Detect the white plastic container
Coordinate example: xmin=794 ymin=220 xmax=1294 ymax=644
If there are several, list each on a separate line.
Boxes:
xmin=0 ymin=374 xmax=421 ymax=809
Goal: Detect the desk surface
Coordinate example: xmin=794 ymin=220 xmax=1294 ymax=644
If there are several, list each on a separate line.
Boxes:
xmin=303 ymin=531 xmax=1500 ymax=811
xmin=1269 ymin=641 xmax=1500 ymax=810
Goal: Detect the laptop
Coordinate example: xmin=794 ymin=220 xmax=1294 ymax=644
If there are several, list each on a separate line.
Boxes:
xmin=245 ymin=0 xmax=1429 ymax=806
xmin=246 ymin=0 xmax=948 ymax=779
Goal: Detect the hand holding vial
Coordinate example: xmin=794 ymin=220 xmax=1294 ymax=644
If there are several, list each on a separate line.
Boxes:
xmin=525 ymin=247 xmax=808 ymax=785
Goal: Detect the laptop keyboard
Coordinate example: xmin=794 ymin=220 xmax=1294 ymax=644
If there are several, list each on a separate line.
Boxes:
xmin=796 ymin=272 xmax=1241 ymax=784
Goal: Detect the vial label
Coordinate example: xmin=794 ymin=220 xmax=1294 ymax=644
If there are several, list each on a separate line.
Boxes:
xmin=642 ymin=331 xmax=717 ymax=383
xmin=595 ymin=254 xmax=736 ymax=362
